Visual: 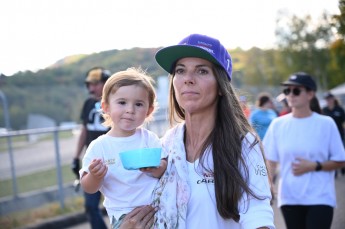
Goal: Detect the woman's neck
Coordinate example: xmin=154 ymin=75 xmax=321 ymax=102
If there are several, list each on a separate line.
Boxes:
xmin=184 ymin=114 xmax=215 ymax=162
xmin=292 ymin=106 xmax=313 ymax=118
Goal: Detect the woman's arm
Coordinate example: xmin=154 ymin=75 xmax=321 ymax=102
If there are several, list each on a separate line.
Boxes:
xmin=292 ymin=158 xmax=345 ymax=176
xmin=267 ymin=160 xmax=278 ymax=184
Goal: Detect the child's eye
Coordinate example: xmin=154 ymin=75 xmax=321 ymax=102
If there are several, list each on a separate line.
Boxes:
xmin=118 ymin=101 xmax=126 ymax=105
xmin=135 ymin=102 xmax=144 ymax=107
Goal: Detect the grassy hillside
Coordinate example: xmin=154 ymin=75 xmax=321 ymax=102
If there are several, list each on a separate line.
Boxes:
xmin=0 ymin=48 xmax=167 ymax=130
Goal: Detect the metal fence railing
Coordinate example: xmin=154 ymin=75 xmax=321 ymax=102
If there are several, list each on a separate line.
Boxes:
xmin=0 ymin=125 xmax=79 ymax=209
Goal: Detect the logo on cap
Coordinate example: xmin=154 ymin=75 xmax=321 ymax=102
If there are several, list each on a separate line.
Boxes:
xmin=290 ymin=75 xmax=297 ymax=80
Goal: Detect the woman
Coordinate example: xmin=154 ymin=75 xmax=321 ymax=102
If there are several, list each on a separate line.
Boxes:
xmin=263 ymin=72 xmax=345 ymax=229
xmin=152 ymin=34 xmax=274 ymax=228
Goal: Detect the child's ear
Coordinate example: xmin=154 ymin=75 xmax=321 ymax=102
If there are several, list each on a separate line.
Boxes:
xmin=147 ymin=106 xmax=154 ymax=117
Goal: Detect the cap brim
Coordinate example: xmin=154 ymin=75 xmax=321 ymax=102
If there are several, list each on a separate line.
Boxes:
xmin=155 ymin=45 xmax=220 ymax=74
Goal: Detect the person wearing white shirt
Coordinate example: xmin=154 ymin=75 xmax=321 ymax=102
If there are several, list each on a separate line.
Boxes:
xmin=263 ymin=72 xmax=345 ymax=229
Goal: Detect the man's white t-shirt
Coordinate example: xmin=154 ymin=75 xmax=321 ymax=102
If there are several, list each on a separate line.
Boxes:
xmin=263 ymin=112 xmax=345 ymax=207
xmin=80 ymin=128 xmax=164 ymax=221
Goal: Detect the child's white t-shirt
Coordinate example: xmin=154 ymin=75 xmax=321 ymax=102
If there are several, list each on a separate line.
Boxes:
xmin=263 ymin=112 xmax=345 ymax=207
xmin=80 ymin=128 xmax=164 ymax=221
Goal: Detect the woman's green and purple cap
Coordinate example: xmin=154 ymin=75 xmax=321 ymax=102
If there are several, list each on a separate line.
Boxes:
xmin=155 ymin=34 xmax=233 ymax=81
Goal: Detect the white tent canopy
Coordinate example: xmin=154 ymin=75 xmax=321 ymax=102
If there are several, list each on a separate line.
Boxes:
xmin=330 ymin=83 xmax=345 ymax=96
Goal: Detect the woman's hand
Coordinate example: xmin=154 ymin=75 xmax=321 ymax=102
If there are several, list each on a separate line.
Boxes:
xmin=119 ymin=205 xmax=156 ymax=229
xmin=292 ymin=157 xmax=315 ymax=176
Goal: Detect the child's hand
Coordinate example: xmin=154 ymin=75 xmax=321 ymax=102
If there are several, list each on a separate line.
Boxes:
xmin=88 ymin=159 xmax=108 ymax=180
xmin=140 ymin=167 xmax=159 ymax=177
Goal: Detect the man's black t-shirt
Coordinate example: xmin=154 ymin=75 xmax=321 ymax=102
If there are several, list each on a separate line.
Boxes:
xmin=322 ymin=105 xmax=345 ymax=140
xmin=80 ymin=98 xmax=110 ymax=146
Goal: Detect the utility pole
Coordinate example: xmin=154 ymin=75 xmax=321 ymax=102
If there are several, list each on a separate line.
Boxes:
xmin=0 ymin=90 xmax=11 ymax=130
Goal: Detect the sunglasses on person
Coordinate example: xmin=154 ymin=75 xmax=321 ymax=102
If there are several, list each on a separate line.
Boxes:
xmin=283 ymin=87 xmax=303 ymax=96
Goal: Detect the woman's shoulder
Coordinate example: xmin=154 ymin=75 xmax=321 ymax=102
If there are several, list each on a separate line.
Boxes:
xmin=313 ymin=112 xmax=334 ymax=122
xmin=314 ymin=113 xmax=339 ymax=127
xmin=243 ymin=132 xmax=256 ymax=143
xmin=242 ymin=132 xmax=260 ymax=151
xmin=242 ymin=132 xmax=265 ymax=162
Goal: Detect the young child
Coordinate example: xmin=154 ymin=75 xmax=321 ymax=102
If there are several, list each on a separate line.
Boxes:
xmin=80 ymin=67 xmax=167 ymax=228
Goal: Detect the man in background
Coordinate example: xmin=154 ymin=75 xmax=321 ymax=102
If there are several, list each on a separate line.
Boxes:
xmin=71 ymin=67 xmax=111 ymax=229
xmin=322 ymin=92 xmax=345 ymax=177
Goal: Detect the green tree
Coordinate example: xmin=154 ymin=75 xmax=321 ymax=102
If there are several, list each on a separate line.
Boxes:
xmin=333 ymin=0 xmax=345 ymax=39
xmin=275 ymin=12 xmax=334 ymax=90
xmin=327 ymin=0 xmax=345 ymax=88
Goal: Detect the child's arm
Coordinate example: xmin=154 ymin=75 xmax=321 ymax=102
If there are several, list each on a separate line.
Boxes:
xmin=80 ymin=159 xmax=108 ymax=194
xmin=140 ymin=158 xmax=167 ymax=178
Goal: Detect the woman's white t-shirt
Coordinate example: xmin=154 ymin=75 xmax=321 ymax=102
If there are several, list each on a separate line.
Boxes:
xmin=263 ymin=112 xmax=345 ymax=207
xmin=162 ymin=124 xmax=275 ymax=229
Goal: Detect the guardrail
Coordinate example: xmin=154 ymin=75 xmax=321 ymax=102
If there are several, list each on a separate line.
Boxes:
xmin=0 ymin=125 xmax=79 ymax=209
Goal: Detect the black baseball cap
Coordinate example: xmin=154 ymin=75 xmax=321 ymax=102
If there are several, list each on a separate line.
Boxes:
xmin=324 ymin=92 xmax=334 ymax=99
xmin=281 ymin=72 xmax=317 ymax=91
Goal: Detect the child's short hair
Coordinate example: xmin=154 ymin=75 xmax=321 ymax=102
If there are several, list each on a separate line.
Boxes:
xmin=101 ymin=67 xmax=157 ymax=127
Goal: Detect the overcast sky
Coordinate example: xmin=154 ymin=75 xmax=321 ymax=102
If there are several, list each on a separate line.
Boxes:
xmin=0 ymin=0 xmax=340 ymax=75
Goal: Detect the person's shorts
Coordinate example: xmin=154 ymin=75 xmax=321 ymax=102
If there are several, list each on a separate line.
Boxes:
xmin=111 ymin=214 xmax=126 ymax=229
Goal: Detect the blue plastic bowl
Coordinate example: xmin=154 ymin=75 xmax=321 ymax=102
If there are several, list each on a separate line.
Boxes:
xmin=119 ymin=148 xmax=162 ymax=170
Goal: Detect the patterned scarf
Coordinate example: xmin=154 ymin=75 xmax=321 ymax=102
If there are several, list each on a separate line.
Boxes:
xmin=152 ymin=124 xmax=190 ymax=229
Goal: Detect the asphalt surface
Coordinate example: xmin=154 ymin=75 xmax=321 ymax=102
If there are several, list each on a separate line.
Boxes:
xmin=0 ymin=132 xmax=79 ymax=180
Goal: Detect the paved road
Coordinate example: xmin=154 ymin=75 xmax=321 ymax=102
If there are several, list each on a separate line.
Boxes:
xmin=0 ymin=132 xmax=79 ymax=180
